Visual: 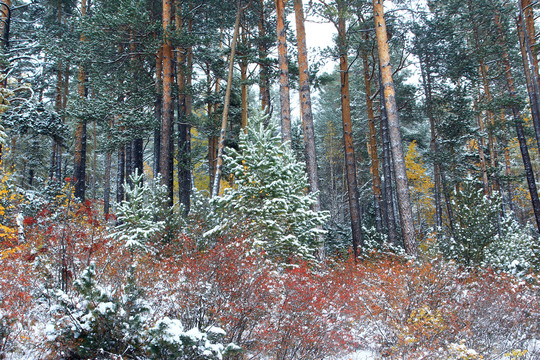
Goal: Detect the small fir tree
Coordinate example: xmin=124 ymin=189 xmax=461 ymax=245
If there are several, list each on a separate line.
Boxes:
xmin=441 ymin=178 xmax=500 ymax=266
xmin=209 ymin=115 xmax=329 ymax=262
xmin=112 ymin=170 xmax=179 ymax=251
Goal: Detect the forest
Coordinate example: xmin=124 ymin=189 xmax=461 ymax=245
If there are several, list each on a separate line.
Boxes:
xmin=0 ymin=0 xmax=539 ymax=359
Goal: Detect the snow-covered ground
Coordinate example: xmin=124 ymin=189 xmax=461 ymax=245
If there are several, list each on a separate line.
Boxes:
xmin=335 ymin=350 xmax=376 ymax=360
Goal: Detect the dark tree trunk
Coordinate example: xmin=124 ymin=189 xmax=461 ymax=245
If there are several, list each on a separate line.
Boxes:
xmin=117 ymin=148 xmax=125 ymax=203
xmin=496 ymin=12 xmax=540 ymax=230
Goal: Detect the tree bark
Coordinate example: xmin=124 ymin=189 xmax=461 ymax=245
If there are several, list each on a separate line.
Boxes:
xmin=258 ymin=0 xmax=270 ymax=113
xmin=275 ymin=0 xmax=291 ymax=144
xmin=154 ymin=45 xmax=163 ymax=177
xmin=104 ymin=150 xmax=111 ymax=215
xmin=117 ymin=147 xmax=125 ymax=203
xmin=240 ymin=22 xmax=249 ymax=131
xmin=496 ymin=12 xmax=540 ymax=230
xmin=160 ymin=0 xmax=174 ymax=204
xmin=373 ymin=0 xmax=416 ymax=256
xmin=0 ymin=0 xmax=10 ymax=51
xmin=379 ymin=71 xmax=397 ymax=245
xmin=294 ymin=0 xmax=321 ymax=209
xmin=337 ymin=1 xmax=363 ymax=258
xmin=362 ymin=38 xmax=383 ymax=233
xmin=419 ymin=56 xmax=443 ymax=229
xmin=176 ymin=1 xmax=193 ymax=214
xmin=294 ymin=0 xmax=324 ymax=260
xmin=212 ymin=1 xmax=247 ymax=197
xmin=73 ymin=0 xmax=88 ymax=201
xmin=518 ymin=3 xmax=540 ymax=159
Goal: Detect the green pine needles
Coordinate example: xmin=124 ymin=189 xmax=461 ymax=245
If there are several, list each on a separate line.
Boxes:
xmin=209 ymin=116 xmax=329 ymax=262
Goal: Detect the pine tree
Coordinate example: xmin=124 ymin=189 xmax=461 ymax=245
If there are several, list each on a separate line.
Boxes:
xmin=210 ymin=115 xmax=329 ymax=262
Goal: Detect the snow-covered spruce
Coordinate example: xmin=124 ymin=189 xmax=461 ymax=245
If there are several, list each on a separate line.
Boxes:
xmin=208 ymin=115 xmax=329 ymax=262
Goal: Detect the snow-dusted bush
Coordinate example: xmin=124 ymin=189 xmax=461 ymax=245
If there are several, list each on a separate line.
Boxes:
xmin=439 ymin=178 xmax=539 ymax=274
xmin=47 ymin=262 xmax=238 ymax=359
xmin=209 ymin=115 xmax=329 ymax=261
xmin=148 ymin=318 xmax=240 ymax=359
xmin=484 ymin=215 xmax=540 ymax=275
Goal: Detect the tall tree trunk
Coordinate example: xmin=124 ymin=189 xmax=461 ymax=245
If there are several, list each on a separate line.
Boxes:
xmin=362 ymin=39 xmax=383 ymax=233
xmin=212 ymin=1 xmax=247 ymax=197
xmin=258 ymin=0 xmax=270 ymax=113
xmin=440 ymin=164 xmax=455 ymax=236
xmin=74 ymin=0 xmax=88 ymax=200
xmin=176 ymin=1 xmax=192 ymax=214
xmin=522 ymin=0 xmax=539 ymax=78
xmin=129 ymin=34 xmax=144 ymax=179
xmin=117 ymin=147 xmax=125 ymax=203
xmin=275 ymin=0 xmax=291 ymax=144
xmin=373 ymin=0 xmax=416 ymax=256
xmin=104 ymin=150 xmax=111 ymax=215
xmin=379 ymin=72 xmax=397 ymax=245
xmin=419 ymin=57 xmax=443 ymax=229
xmin=294 ymin=0 xmax=321 ymax=207
xmin=474 ymin=101 xmax=490 ymax=196
xmin=518 ymin=3 xmax=540 ymax=158
xmin=496 ymin=12 xmax=540 ymax=230
xmin=154 ymin=46 xmax=163 ymax=177
xmin=160 ymin=0 xmax=174 ymax=204
xmin=240 ymin=22 xmax=249 ymax=131
xmin=294 ymin=0 xmax=324 ymax=260
xmin=104 ymin=117 xmax=113 ymax=215
xmin=467 ymin=0 xmax=495 ymax=195
xmin=52 ymin=59 xmax=63 ymax=180
xmin=337 ymin=1 xmax=363 ymax=258
xmin=51 ymin=2 xmax=63 ymax=180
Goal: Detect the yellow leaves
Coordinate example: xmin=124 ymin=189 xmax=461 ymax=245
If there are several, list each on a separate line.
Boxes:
xmin=405 ymin=141 xmax=435 ymax=227
xmin=504 ymin=349 xmax=528 ymax=360
xmin=0 ymin=244 xmax=27 ymax=260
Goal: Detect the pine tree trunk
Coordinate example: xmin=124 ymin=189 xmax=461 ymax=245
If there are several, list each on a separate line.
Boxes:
xmin=125 ymin=142 xmax=132 ymax=187
xmin=117 ymin=147 xmax=125 ymax=203
xmin=0 ymin=0 xmax=10 ymax=50
xmin=73 ymin=0 xmax=88 ymax=201
xmin=154 ymin=46 xmax=163 ymax=177
xmin=176 ymin=1 xmax=192 ymax=214
xmin=212 ymin=2 xmax=246 ymax=197
xmin=467 ymin=0 xmax=494 ymax=195
xmin=51 ymin=1 xmax=63 ymax=180
xmin=104 ymin=150 xmax=111 ymax=215
xmin=258 ymin=0 xmax=270 ymax=113
xmin=419 ymin=58 xmax=443 ymax=229
xmin=161 ymin=0 xmax=174 ymax=204
xmin=240 ymin=23 xmax=249 ymax=131
xmin=362 ymin=40 xmax=383 ymax=233
xmin=294 ymin=0 xmax=321 ymax=209
xmin=373 ymin=0 xmax=416 ymax=256
xmin=474 ymin=102 xmax=490 ymax=196
xmin=51 ymin=58 xmax=63 ymax=180
xmin=337 ymin=3 xmax=363 ymax=258
xmin=379 ymin=72 xmax=397 ymax=245
xmin=518 ymin=4 xmax=540 ymax=158
xmin=294 ymin=0 xmax=324 ymax=260
xmin=496 ymin=12 xmax=540 ymax=230
xmin=440 ymin=165 xmax=455 ymax=237
xmin=275 ymin=0 xmax=291 ymax=144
